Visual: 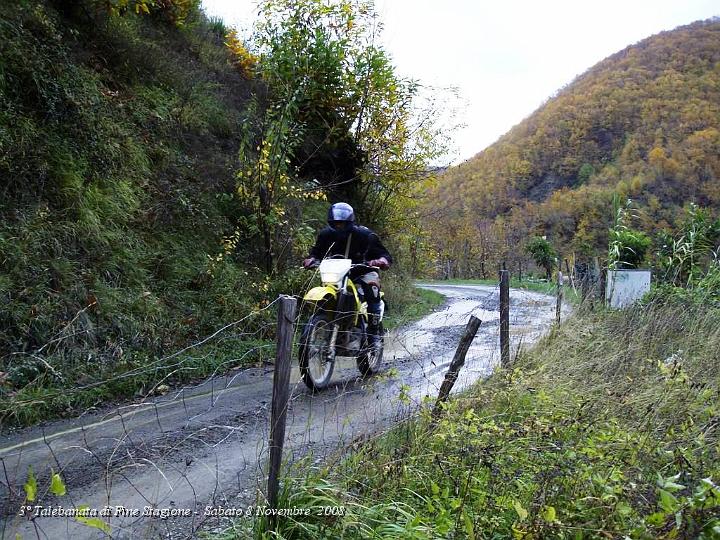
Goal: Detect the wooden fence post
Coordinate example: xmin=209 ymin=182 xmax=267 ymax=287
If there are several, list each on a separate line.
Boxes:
xmin=499 ymin=269 xmax=510 ymax=368
xmin=564 ymin=258 xmax=576 ymax=292
xmin=432 ymin=315 xmax=481 ymax=419
xmin=595 ymin=257 xmax=607 ymax=307
xmin=556 ymin=271 xmax=563 ymax=324
xmin=267 ymin=295 xmax=297 ymax=521
xmin=580 ymin=266 xmax=590 ymax=303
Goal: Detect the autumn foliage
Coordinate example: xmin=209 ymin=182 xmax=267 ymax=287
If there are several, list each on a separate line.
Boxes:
xmin=427 ymin=19 xmax=720 ymax=278
xmin=95 ymin=0 xmax=199 ymax=25
xmin=225 ymin=29 xmax=258 ymax=79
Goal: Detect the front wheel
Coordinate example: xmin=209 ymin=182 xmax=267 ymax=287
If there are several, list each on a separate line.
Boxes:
xmin=357 ymin=321 xmax=384 ymax=376
xmin=298 ymin=314 xmax=336 ymax=391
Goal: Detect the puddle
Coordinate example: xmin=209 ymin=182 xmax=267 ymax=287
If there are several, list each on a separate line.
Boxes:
xmin=415 ymin=300 xmax=499 ymax=330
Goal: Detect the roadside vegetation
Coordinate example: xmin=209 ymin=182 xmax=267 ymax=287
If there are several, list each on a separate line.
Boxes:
xmin=426 ymin=19 xmax=720 ymax=280
xmin=232 ymin=280 xmax=720 ymax=540
xmin=231 ymin=226 xmax=720 ymax=539
xmin=0 ymin=0 xmax=451 ymax=427
xmin=0 ymin=0 xmax=261 ymax=426
xmin=418 ymin=276 xmax=580 ymax=305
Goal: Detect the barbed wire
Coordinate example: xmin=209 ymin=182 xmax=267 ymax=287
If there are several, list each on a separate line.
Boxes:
xmin=0 ymin=280 xmax=565 ymax=540
xmin=0 ymin=300 xmax=286 ymax=424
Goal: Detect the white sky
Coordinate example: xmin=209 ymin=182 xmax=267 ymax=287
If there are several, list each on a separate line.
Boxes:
xmin=201 ymin=0 xmax=719 ymax=164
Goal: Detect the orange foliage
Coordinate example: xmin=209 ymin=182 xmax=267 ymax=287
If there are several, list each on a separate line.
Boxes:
xmin=225 ymin=30 xmax=258 ymax=79
xmin=425 ymin=19 xmax=720 ymax=277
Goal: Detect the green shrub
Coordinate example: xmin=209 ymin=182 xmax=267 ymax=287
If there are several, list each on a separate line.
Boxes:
xmin=0 ymin=0 xmax=257 ymax=425
xmin=525 ymin=236 xmax=557 ymax=280
xmin=608 ymin=198 xmax=651 ymax=269
xmin=608 ymin=227 xmax=651 ymax=269
xmin=236 ymin=296 xmax=720 ymax=540
xmin=657 ymin=204 xmax=720 ymax=286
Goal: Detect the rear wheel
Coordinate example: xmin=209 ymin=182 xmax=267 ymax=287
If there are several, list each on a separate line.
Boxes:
xmin=299 ymin=314 xmax=336 ymax=391
xmin=357 ymin=321 xmax=384 ymax=376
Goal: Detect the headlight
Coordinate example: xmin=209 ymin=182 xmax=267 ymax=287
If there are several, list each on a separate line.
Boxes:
xmin=320 ymin=272 xmax=342 ymax=283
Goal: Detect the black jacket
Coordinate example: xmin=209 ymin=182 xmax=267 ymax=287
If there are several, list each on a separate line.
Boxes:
xmin=309 ymin=225 xmax=392 ymax=265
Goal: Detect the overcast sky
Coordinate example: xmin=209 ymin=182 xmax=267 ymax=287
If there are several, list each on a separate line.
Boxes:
xmin=201 ymin=0 xmax=719 ymax=164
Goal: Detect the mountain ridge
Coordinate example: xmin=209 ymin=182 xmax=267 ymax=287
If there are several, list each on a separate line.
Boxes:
xmin=427 ymin=18 xmax=720 ymax=277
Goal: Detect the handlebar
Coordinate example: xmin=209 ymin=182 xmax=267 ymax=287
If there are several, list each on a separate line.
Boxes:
xmin=302 ymin=261 xmax=380 ymax=271
xmin=351 ymin=263 xmax=380 ymax=271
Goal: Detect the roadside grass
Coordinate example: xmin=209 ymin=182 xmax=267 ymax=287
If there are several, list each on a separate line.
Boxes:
xmin=0 ymin=2 xmax=257 ymax=429
xmin=233 ymin=296 xmax=720 ymax=540
xmin=1 ymin=282 xmax=441 ymax=428
xmin=383 ymin=285 xmax=445 ymax=331
xmin=419 ymin=277 xmax=581 ymax=304
xmin=1 ymin=337 xmax=273 ymax=428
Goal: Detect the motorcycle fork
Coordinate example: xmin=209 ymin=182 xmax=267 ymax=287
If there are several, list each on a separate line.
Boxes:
xmin=326 ymin=275 xmax=350 ymax=361
xmin=326 ymin=324 xmax=339 ymax=362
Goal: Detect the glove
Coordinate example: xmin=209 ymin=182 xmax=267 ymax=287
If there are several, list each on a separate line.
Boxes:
xmin=367 ymin=257 xmax=390 ymax=270
xmin=303 ymin=257 xmax=318 ymax=269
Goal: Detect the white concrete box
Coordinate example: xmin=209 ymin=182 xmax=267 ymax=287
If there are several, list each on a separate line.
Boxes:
xmin=606 ymin=269 xmax=652 ymax=308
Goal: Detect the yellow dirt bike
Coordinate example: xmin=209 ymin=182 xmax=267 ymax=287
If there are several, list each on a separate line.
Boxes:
xmin=299 ymin=256 xmax=385 ymax=390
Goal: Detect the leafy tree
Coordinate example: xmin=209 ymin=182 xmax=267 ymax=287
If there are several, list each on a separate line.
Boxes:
xmin=225 ymin=30 xmax=258 ymax=79
xmin=235 ymin=98 xmax=326 ymax=273
xmin=232 ymin=0 xmax=451 ymax=272
xmin=423 ymin=20 xmax=720 ymax=276
xmin=231 ymin=0 xmax=370 ymax=272
xmin=525 ymin=236 xmax=556 ymax=280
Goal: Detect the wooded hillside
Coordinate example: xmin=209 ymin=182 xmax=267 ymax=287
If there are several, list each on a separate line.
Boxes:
xmin=0 ymin=0 xmax=441 ymax=425
xmin=427 ymin=19 xmax=720 ymax=278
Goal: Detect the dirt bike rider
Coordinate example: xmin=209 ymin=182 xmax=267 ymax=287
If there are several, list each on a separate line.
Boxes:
xmin=303 ymin=202 xmax=392 ymax=344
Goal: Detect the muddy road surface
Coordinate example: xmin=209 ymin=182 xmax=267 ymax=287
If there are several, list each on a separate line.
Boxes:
xmin=1 ymin=284 xmax=561 ymax=539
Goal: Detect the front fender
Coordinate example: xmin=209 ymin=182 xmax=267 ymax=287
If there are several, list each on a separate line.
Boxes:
xmin=304 ymin=285 xmax=337 ymax=302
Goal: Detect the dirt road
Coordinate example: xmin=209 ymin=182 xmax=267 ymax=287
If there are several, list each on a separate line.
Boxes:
xmin=0 ymin=284 xmax=560 ymax=539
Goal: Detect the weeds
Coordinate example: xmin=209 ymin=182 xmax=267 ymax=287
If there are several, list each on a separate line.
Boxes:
xmin=382 ymin=274 xmax=445 ymax=330
xmin=0 ymin=1 xmax=258 ymax=427
xmin=419 ymin=277 xmax=581 ymax=305
xmin=236 ymin=296 xmax=720 ymax=539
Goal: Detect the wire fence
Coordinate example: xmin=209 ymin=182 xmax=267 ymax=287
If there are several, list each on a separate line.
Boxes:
xmin=0 ymin=274 xmax=573 ymax=539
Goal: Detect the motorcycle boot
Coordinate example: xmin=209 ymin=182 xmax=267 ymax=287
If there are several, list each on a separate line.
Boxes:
xmin=367 ymin=308 xmax=380 ymax=329
xmin=357 ymin=274 xmax=383 ymax=347
xmin=366 ymin=302 xmax=382 ymax=347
